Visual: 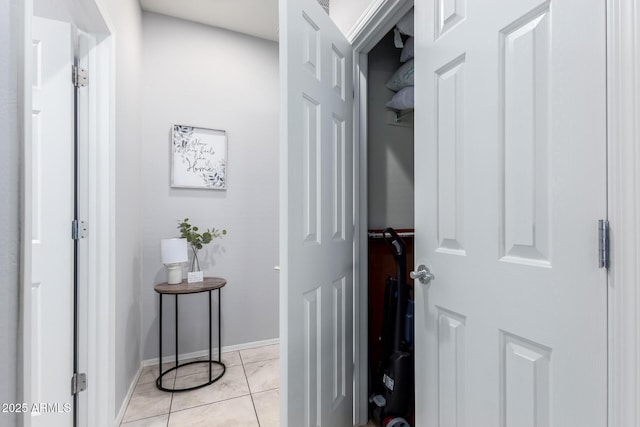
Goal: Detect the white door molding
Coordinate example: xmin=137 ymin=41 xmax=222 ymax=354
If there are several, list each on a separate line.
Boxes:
xmin=347 ymin=0 xmax=413 ymax=49
xmin=607 ymin=0 xmax=640 ymax=426
xmin=80 ymin=27 xmax=116 ymax=427
xmin=19 ymin=1 xmax=115 ymax=426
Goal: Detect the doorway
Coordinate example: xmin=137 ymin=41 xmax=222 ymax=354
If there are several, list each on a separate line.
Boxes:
xmin=350 ymin=2 xmax=415 ymax=424
xmin=365 ymin=25 xmax=416 ymax=427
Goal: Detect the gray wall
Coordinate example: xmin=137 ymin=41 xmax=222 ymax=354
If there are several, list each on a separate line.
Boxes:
xmin=140 ymin=12 xmax=280 ymax=360
xmin=100 ymin=0 xmax=145 ymax=418
xmin=0 ymin=0 xmax=20 ymax=425
xmin=367 ymin=31 xmax=414 ymax=229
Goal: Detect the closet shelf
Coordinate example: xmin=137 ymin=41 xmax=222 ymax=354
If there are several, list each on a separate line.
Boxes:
xmin=368 ymin=230 xmax=415 ymax=239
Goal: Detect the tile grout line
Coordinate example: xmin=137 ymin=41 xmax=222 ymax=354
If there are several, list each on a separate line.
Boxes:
xmin=240 ymin=351 xmax=262 ymax=426
xmin=243 ymin=354 xmax=279 ymax=421
xmin=166 ymin=377 xmax=174 ymax=427
xmin=249 ymin=392 xmax=262 ymax=427
xmin=167 ymin=392 xmax=254 ymax=415
xmin=121 ymin=372 xmax=173 ymax=426
xmin=165 ymin=362 xmax=176 ymax=427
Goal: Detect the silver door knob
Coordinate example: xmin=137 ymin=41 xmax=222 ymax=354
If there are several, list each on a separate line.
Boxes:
xmin=410 ymin=264 xmax=435 ymax=284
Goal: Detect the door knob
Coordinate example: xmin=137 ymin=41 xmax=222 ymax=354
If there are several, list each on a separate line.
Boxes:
xmin=410 ymin=264 xmax=435 ymax=284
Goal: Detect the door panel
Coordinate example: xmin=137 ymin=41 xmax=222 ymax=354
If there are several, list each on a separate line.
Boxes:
xmin=414 ymin=0 xmax=607 ymax=425
xmin=31 ymin=16 xmax=74 ymax=427
xmin=280 ymin=0 xmax=355 ymax=426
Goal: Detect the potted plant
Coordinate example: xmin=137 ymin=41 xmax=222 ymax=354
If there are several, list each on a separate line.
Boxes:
xmin=178 ymin=218 xmax=227 ymax=272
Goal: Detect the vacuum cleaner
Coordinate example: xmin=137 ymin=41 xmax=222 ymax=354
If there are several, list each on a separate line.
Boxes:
xmin=370 ymin=228 xmax=414 ymax=427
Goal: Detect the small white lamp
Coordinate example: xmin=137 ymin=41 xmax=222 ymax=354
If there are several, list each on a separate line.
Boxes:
xmin=161 ymin=238 xmax=188 ymax=285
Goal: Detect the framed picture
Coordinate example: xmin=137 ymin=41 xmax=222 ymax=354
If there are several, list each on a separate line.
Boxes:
xmin=171 ymin=125 xmax=227 ymax=190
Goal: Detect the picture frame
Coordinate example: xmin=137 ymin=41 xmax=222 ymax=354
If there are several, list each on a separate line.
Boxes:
xmin=171 ymin=125 xmax=227 ymax=190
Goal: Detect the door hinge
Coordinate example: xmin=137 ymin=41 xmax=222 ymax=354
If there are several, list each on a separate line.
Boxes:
xmin=598 ymin=219 xmax=610 ymax=269
xmin=71 ymin=372 xmax=87 ymax=395
xmin=72 ymin=220 xmax=88 ymax=240
xmin=72 ymin=66 xmax=88 ymax=88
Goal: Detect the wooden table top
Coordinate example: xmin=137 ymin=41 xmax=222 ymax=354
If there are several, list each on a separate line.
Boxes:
xmin=154 ymin=277 xmax=226 ymax=294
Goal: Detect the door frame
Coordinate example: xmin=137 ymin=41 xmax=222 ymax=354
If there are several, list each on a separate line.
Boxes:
xmin=347 ymin=1 xmax=414 ymax=424
xmin=18 ymin=1 xmax=115 ymax=426
xmin=349 ymin=0 xmax=640 ymax=425
xmin=607 ymin=0 xmax=640 ymax=425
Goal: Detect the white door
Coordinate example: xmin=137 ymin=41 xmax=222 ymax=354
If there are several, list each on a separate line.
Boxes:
xmin=413 ymin=0 xmax=607 ymax=425
xmin=279 ymin=0 xmax=355 ymax=425
xmin=31 ymin=16 xmax=74 ymax=427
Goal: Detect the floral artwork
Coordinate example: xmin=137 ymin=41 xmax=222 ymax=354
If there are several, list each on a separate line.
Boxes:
xmin=171 ymin=125 xmax=227 ymax=189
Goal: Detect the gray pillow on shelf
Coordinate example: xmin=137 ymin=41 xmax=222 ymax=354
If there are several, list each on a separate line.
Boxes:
xmin=386 ymin=86 xmax=414 ymax=110
xmin=386 ymin=59 xmax=414 ymax=91
xmin=396 ymin=8 xmax=414 ymax=36
xmin=400 ymin=37 xmax=414 ymax=62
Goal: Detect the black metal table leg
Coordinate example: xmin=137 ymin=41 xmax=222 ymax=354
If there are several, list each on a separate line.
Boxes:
xmin=159 ymin=293 xmax=163 ymax=388
xmin=209 ymin=289 xmax=212 ymax=382
xmin=155 ymin=279 xmax=226 ymax=392
xmin=175 ymin=295 xmax=179 ymax=369
xmin=218 ymin=288 xmax=222 ymax=363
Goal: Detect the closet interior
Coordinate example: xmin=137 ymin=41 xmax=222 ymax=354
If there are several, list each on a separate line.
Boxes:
xmin=366 ymin=8 xmax=416 ymax=427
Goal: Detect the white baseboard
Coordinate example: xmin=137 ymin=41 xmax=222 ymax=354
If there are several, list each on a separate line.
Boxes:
xmin=141 ymin=337 xmax=279 ymax=368
xmin=114 ymin=364 xmax=143 ymax=427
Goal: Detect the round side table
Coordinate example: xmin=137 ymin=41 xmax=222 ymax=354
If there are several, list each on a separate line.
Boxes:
xmin=154 ymin=277 xmax=226 ymax=392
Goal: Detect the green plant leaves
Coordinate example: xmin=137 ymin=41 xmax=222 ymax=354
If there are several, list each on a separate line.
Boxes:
xmin=177 ymin=218 xmax=227 ymax=252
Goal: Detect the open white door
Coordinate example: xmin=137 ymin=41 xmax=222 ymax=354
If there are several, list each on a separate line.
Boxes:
xmin=31 ymin=16 xmax=74 ymax=427
xmin=279 ymin=0 xmax=355 ymax=425
xmin=413 ymin=0 xmax=608 ymax=425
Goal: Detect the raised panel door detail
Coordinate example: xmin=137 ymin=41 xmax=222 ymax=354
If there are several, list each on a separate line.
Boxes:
xmin=499 ymin=3 xmax=552 ymax=267
xmin=31 ymin=40 xmax=42 ymax=241
xmin=31 ymin=283 xmax=42 ymax=405
xmin=437 ymin=307 xmax=466 ymax=427
xmin=499 ymin=331 xmax=551 ymax=427
xmin=436 ymin=0 xmax=466 ymax=39
xmin=331 ymin=45 xmax=345 ymax=101
xmin=32 ymin=112 xmax=42 ymax=241
xmin=302 ymin=94 xmax=321 ymax=244
xmin=435 ymin=55 xmax=466 ymax=255
xmin=302 ymin=13 xmax=321 ymax=80
xmin=332 ymin=276 xmax=347 ymax=408
xmin=32 ymin=40 xmax=42 ymax=89
xmin=332 ymin=115 xmax=345 ymax=241
xmin=304 ymin=286 xmax=322 ymax=427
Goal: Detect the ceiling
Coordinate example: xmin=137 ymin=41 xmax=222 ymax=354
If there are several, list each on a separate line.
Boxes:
xmin=139 ymin=0 xmax=279 ymax=41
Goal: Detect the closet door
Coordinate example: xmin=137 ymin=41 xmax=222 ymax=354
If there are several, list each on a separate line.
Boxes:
xmin=31 ymin=16 xmax=75 ymax=427
xmin=279 ymin=0 xmax=355 ymax=425
xmin=413 ymin=0 xmax=608 ymax=425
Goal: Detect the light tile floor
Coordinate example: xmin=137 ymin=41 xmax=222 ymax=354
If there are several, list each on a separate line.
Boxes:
xmin=121 ymin=344 xmax=280 ymax=427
